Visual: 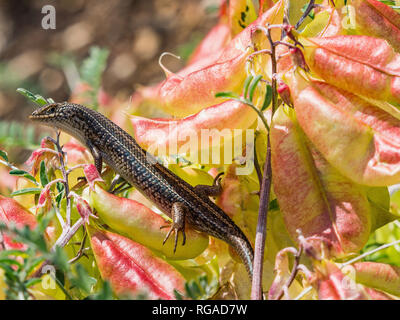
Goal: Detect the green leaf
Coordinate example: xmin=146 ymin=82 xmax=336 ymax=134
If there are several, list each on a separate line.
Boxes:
xmin=0 ymin=262 xmax=18 ymax=280
xmin=0 ymin=258 xmax=23 ymax=269
xmin=34 ymin=95 xmax=48 ymax=106
xmin=269 ymin=198 xmax=279 ymax=211
xmin=215 ymin=92 xmax=240 ymax=99
xmin=0 ymin=150 xmax=8 ymax=162
xmin=9 ymin=169 xmax=27 ymax=175
xmin=16 ymin=88 xmax=36 ymax=102
xmin=261 ymin=84 xmax=272 ymax=111
xmin=243 ymin=75 xmax=254 ymax=100
xmin=16 ymin=88 xmax=50 ymax=106
xmin=10 ymin=188 xmax=42 ymax=197
xmin=9 ymin=169 xmax=37 ymax=184
xmin=39 ymin=161 xmax=49 ymax=187
xmin=248 ymin=75 xmax=263 ymax=102
xmin=379 ymin=0 xmax=395 ymax=5
xmin=174 ymin=289 xmax=185 ymax=300
xmin=24 ymin=278 xmax=42 ymax=288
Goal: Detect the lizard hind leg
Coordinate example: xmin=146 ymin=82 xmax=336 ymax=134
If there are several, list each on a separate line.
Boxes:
xmin=162 ymin=202 xmax=187 ymax=253
xmin=193 ymin=172 xmax=224 ymax=198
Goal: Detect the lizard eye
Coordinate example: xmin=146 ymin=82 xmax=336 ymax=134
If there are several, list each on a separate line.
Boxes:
xmin=46 ymin=104 xmax=57 ymax=114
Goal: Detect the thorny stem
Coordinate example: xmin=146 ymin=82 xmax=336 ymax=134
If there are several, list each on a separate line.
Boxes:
xmin=32 ymin=132 xmax=90 ymax=278
xmin=45 ymin=132 xmax=72 ymax=226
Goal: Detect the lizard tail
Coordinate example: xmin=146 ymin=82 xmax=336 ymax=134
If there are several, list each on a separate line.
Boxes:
xmin=228 ymin=234 xmax=254 ymax=278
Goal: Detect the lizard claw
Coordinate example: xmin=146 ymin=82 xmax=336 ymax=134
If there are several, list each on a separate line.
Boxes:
xmin=162 ymin=222 xmax=186 ymax=253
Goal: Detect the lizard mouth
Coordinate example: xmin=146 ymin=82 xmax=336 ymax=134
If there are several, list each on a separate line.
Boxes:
xmin=29 ymin=111 xmax=52 ymax=120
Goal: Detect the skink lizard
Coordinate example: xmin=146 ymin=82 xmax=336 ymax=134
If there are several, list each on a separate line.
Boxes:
xmin=30 ymin=102 xmax=254 ymax=276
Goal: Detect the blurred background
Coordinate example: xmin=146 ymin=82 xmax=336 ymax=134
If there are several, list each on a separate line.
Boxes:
xmin=0 ymin=0 xmax=220 ymax=163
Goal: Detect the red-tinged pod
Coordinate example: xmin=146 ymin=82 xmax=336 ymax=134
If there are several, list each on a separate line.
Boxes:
xmin=156 ymin=55 xmax=248 ymax=117
xmin=289 ymin=72 xmax=400 ymax=186
xmin=130 ymin=99 xmax=257 ymax=163
xmin=353 ymin=0 xmax=400 ymax=52
xmin=130 ymin=0 xmax=284 ymax=117
xmin=303 ymin=35 xmax=400 ymax=104
xmin=89 ymin=229 xmax=185 ymax=299
xmin=0 ymin=195 xmax=37 ymax=250
xmin=353 ymin=262 xmax=400 ymax=297
xmin=271 ymin=106 xmax=371 ymax=257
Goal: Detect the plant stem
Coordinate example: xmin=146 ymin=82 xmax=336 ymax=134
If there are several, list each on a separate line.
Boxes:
xmin=251 ymin=135 xmax=272 ymax=300
xmin=45 ymin=132 xmax=72 ymax=227
xmin=251 ymin=25 xmax=279 ymax=300
xmin=295 ymin=0 xmax=316 ymax=30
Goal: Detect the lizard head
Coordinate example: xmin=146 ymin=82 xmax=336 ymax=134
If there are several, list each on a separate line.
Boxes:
xmin=29 ymin=102 xmax=74 ymax=123
xmin=29 ymin=102 xmax=90 ymax=140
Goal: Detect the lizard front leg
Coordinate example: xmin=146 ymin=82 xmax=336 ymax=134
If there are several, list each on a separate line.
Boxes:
xmin=162 ymin=202 xmax=187 ymax=253
xmin=86 ymin=140 xmax=103 ymax=174
xmin=77 ymin=140 xmax=103 ymax=185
